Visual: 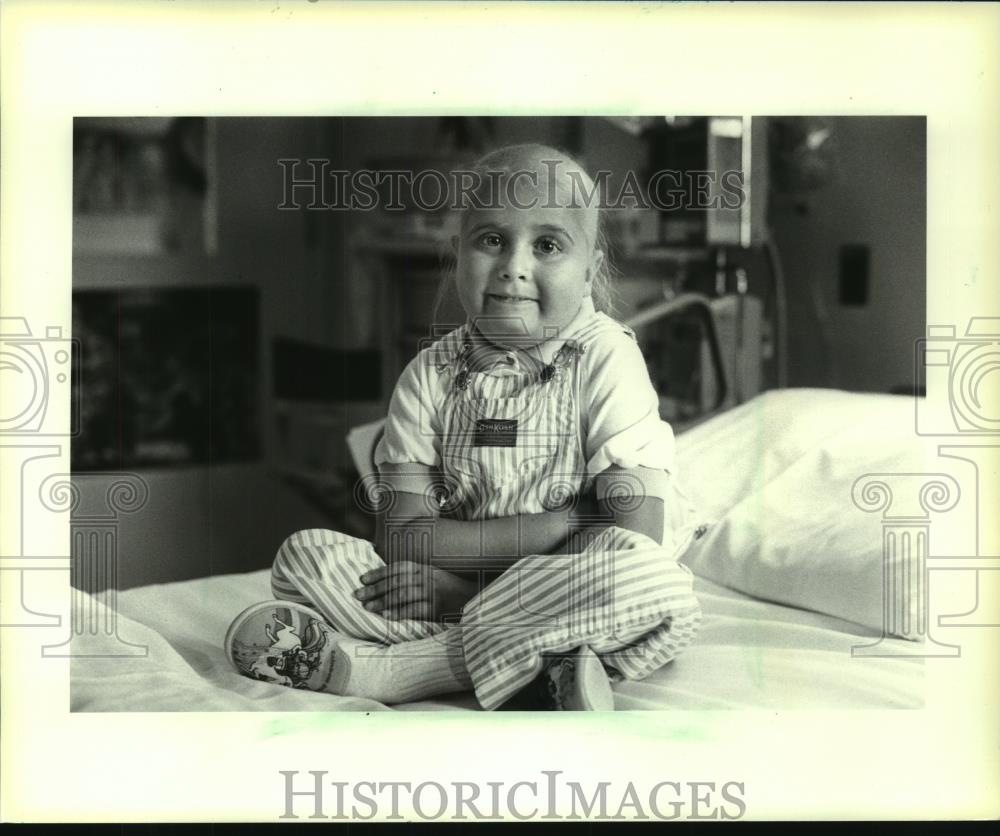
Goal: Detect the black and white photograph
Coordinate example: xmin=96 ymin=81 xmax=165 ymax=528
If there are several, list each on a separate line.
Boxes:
xmin=68 ymin=114 xmax=934 ymax=716
xmin=2 ymin=1 xmax=997 ymax=825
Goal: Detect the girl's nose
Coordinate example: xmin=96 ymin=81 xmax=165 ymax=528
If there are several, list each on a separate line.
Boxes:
xmin=499 ymin=243 xmax=531 ymax=280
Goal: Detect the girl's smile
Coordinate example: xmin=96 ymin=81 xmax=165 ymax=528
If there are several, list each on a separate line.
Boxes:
xmin=485 ymin=293 xmax=537 ymax=305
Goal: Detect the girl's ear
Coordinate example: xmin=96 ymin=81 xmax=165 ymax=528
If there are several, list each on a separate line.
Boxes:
xmin=586 ymin=248 xmax=604 ymax=291
xmin=451 ymin=234 xmax=460 ymax=255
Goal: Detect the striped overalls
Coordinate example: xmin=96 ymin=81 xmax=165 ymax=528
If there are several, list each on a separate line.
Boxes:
xmin=271 ymin=318 xmax=702 ymax=709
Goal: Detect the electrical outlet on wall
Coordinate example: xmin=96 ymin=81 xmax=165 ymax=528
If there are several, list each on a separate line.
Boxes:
xmin=839 ymin=244 xmax=870 ymax=306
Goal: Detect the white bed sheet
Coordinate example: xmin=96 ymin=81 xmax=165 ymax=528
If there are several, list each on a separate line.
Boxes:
xmin=71 ymin=568 xmax=922 ymax=712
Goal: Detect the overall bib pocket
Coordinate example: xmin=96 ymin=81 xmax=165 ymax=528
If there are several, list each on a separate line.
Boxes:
xmin=443 ymin=393 xmax=563 ymax=493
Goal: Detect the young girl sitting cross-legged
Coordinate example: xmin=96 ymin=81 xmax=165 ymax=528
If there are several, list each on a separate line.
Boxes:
xmin=226 ymin=143 xmax=704 ymax=710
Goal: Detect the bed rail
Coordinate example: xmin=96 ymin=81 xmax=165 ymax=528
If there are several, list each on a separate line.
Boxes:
xmin=624 ymin=292 xmax=729 ymax=414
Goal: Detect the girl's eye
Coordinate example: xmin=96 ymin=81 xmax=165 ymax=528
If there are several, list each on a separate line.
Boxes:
xmin=535 ymin=237 xmax=562 ymax=255
xmin=478 ymin=233 xmax=502 ymax=248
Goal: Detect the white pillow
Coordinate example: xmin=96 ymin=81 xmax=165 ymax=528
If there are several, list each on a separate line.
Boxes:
xmin=675 ymin=389 xmax=937 ymax=638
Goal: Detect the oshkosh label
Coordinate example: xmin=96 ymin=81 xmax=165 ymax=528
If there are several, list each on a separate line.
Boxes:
xmin=473 ymin=418 xmax=518 ymax=447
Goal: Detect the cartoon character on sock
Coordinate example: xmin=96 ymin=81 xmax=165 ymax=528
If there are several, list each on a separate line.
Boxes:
xmin=244 ymin=611 xmax=328 ymax=688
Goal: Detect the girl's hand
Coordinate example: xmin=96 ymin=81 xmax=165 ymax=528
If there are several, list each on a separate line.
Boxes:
xmin=353 ymin=562 xmax=477 ymax=621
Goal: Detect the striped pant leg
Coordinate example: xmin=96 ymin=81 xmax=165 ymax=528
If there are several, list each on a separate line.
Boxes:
xmin=460 ymin=525 xmax=702 ymax=710
xmin=270 ymin=528 xmax=447 ymax=645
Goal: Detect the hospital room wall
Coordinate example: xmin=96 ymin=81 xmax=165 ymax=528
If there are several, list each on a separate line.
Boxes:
xmin=769 ymin=116 xmax=926 ymax=393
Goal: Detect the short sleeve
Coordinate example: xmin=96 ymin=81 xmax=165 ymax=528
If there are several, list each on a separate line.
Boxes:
xmin=582 ymin=329 xmax=677 ymax=495
xmin=373 ymin=353 xmax=442 ymax=492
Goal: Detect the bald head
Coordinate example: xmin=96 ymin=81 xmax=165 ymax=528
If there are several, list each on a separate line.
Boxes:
xmin=459 ymin=144 xmax=601 ymax=250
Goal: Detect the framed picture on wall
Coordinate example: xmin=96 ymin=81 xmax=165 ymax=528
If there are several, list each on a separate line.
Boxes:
xmin=73 ymin=116 xmax=218 ymax=256
xmin=71 ymin=285 xmax=260 ymax=469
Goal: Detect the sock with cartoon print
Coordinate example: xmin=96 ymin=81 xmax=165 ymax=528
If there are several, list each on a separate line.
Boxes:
xmin=226 ymin=600 xmax=472 ymax=704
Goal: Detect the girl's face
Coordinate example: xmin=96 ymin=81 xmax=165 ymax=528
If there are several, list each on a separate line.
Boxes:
xmin=454 ymin=203 xmax=603 ymax=349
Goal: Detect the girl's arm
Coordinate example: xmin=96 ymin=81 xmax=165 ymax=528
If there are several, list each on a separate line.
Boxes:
xmin=361 ymin=486 xmax=598 ymax=620
xmin=374 ymin=463 xmax=663 ymax=567
xmin=593 ymin=464 xmax=664 ymax=545
xmin=360 ymin=466 xmax=662 ymax=620
xmin=572 ymin=325 xmax=679 ymax=553
xmin=375 ymin=487 xmax=599 ymax=572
